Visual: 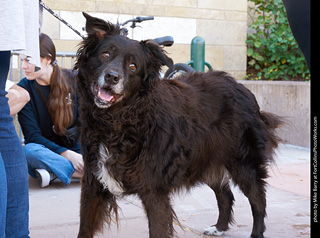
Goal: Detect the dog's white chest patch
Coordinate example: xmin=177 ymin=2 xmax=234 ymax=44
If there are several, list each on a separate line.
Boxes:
xmin=95 ymin=144 xmax=124 ymax=196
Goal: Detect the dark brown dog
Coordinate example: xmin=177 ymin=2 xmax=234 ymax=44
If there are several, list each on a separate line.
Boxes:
xmin=75 ymin=12 xmax=283 ymax=238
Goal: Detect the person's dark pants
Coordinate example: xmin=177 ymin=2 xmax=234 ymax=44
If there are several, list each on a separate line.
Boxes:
xmin=283 ymin=0 xmax=311 ymax=72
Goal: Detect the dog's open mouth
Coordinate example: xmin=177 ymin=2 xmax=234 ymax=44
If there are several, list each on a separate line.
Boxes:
xmin=93 ymin=84 xmax=123 ymax=108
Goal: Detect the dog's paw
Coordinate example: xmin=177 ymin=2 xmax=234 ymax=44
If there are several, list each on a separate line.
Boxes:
xmin=203 ymin=225 xmax=224 ymax=236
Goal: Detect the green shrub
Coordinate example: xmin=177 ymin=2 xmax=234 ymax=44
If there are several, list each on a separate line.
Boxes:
xmin=246 ymin=0 xmax=310 ymax=80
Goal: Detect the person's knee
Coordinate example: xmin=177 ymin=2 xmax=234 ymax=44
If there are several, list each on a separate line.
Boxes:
xmin=23 ymin=143 xmax=46 ymax=160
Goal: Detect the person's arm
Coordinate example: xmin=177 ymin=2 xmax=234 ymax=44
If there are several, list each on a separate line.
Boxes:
xmin=18 ymin=99 xmax=68 ymax=154
xmin=60 ymin=150 xmax=83 ymax=172
xmin=6 ymin=84 xmax=30 ymax=116
xmin=18 ymin=95 xmax=84 ymax=172
xmin=60 ymin=71 xmax=84 ymax=173
xmin=17 ymin=78 xmax=68 ymax=154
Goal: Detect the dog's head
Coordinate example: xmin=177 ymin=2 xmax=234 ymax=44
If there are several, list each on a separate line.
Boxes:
xmin=75 ymin=12 xmax=173 ymax=109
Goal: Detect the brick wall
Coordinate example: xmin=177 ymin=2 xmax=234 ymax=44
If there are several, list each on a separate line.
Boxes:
xmin=41 ymin=0 xmax=247 ymax=78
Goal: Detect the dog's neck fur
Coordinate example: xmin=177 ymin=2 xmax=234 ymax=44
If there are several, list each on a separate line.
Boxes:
xmin=95 ymin=143 xmax=124 ymax=195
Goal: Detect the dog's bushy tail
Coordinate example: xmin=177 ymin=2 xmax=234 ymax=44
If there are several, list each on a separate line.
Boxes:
xmin=260 ymin=111 xmax=285 ymax=149
xmin=260 ymin=111 xmax=284 ymax=130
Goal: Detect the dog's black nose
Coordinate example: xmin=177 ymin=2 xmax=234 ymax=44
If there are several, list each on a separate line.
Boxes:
xmin=105 ymin=71 xmax=119 ymax=84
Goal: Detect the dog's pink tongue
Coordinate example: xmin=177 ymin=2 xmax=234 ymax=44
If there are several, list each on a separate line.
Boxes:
xmin=98 ymin=88 xmax=114 ymax=102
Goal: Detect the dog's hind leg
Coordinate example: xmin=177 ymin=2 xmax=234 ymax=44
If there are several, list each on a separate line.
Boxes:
xmin=78 ymin=174 xmax=118 ymax=238
xmin=230 ymin=164 xmax=267 ymax=238
xmin=139 ymin=191 xmax=176 ymax=238
xmin=204 ymin=179 xmax=235 ymax=236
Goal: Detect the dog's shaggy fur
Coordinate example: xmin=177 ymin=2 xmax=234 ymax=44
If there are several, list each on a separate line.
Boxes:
xmin=75 ymin=12 xmax=283 ymax=238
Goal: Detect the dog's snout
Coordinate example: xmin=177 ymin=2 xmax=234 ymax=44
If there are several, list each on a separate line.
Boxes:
xmin=105 ymin=71 xmax=120 ymax=84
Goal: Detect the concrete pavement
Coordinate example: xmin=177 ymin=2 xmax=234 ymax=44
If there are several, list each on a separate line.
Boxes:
xmin=28 ymin=144 xmax=311 ymax=238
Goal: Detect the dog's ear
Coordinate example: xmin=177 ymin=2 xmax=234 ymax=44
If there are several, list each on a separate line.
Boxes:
xmin=141 ymin=40 xmax=174 ymax=70
xmin=139 ymin=40 xmax=174 ymax=89
xmin=82 ymin=12 xmax=119 ymax=39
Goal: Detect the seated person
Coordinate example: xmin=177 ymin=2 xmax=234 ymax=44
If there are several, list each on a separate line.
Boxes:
xmin=18 ymin=33 xmax=83 ymax=188
xmin=5 ymin=79 xmax=30 ymax=116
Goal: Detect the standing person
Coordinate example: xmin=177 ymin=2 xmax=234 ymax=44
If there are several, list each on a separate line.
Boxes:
xmin=0 ymin=0 xmax=40 ymax=237
xmin=18 ymin=33 xmax=83 ymax=188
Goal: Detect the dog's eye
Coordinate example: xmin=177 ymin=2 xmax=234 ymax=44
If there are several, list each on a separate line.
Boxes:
xmin=129 ymin=63 xmax=136 ymax=71
xmin=102 ymin=52 xmax=111 ymax=58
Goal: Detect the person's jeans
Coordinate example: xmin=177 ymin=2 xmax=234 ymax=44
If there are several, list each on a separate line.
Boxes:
xmin=24 ymin=143 xmax=75 ymax=186
xmin=0 ymin=50 xmax=30 ymax=238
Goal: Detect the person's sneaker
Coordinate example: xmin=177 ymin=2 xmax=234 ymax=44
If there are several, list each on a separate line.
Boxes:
xmin=35 ymin=169 xmax=57 ymax=188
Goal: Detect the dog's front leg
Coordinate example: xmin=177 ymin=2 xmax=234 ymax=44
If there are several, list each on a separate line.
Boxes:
xmin=140 ymin=191 xmax=175 ymax=238
xmin=77 ymin=172 xmax=118 ymax=238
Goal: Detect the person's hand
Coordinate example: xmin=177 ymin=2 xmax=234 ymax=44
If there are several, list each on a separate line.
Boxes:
xmin=60 ymin=150 xmax=84 ymax=172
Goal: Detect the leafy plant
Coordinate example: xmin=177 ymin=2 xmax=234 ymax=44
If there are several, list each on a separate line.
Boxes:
xmin=246 ymin=0 xmax=310 ymax=80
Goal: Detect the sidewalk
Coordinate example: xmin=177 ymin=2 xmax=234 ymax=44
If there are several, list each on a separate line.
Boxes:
xmin=28 ymin=144 xmax=311 ymax=238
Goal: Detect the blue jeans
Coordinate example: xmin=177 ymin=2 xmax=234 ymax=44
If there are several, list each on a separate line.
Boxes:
xmin=0 ymin=51 xmax=30 ymax=238
xmin=24 ymin=143 xmax=76 ymax=186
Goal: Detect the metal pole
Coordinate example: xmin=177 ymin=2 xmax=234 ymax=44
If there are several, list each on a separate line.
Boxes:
xmin=39 ymin=1 xmax=84 ymax=38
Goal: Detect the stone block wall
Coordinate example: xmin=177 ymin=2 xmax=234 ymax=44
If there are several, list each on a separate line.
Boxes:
xmin=40 ymin=0 xmax=247 ymax=78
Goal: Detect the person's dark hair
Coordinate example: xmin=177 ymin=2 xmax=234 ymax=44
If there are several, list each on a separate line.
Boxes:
xmin=39 ymin=33 xmax=74 ymax=135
